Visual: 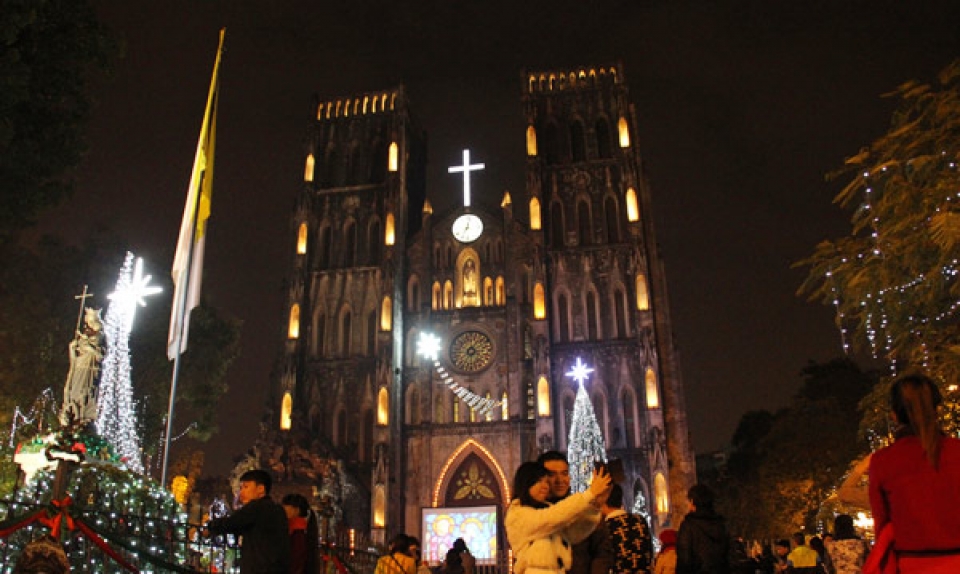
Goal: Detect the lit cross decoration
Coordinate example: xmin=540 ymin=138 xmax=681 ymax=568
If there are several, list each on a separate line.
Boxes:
xmin=107 ymin=257 xmax=162 ymax=323
xmin=416 ymin=331 xmax=501 ymax=416
xmin=447 ymin=149 xmax=485 ymax=207
xmin=565 ymin=357 xmax=595 ymax=389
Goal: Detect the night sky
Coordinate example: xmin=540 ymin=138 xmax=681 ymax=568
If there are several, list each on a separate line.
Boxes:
xmin=35 ymin=1 xmax=960 ymax=475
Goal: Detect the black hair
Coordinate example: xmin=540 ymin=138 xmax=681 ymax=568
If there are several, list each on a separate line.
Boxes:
xmin=792 ymin=532 xmax=805 ymax=546
xmin=536 ymin=451 xmax=568 ymax=466
xmin=775 ymin=539 xmax=790 ymax=549
xmin=833 ymin=514 xmax=858 ymax=540
xmin=512 ymin=461 xmax=550 ymax=509
xmin=389 ymin=533 xmax=411 ymax=555
xmin=281 ymin=492 xmax=319 ymax=572
xmin=687 ymin=484 xmax=715 ymax=512
xmin=607 ymin=484 xmax=624 ymax=508
xmin=891 ymin=373 xmax=944 ymax=469
xmin=239 ymin=469 xmax=272 ymax=494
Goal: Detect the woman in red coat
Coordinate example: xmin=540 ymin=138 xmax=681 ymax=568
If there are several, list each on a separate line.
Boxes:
xmin=282 ymin=493 xmax=319 ymax=574
xmin=868 ymin=373 xmax=960 ymax=573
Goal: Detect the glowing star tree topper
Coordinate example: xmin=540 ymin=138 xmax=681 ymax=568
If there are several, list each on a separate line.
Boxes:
xmin=566 ymin=357 xmax=607 ymax=493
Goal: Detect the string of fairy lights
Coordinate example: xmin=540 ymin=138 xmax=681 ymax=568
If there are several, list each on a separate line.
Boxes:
xmin=415 ymin=332 xmax=502 ymax=416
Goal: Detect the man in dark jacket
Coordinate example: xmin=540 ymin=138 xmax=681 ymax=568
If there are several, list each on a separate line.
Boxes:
xmin=206 ymin=469 xmax=290 ymax=574
xmin=676 ymin=484 xmax=730 ymax=574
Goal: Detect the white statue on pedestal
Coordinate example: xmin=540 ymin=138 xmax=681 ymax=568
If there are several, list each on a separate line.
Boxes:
xmin=59 ymin=307 xmax=103 ymax=426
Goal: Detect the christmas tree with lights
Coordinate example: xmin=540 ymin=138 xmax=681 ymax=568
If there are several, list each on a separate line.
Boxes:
xmin=566 ymin=357 xmax=607 ymax=493
xmin=96 ymin=252 xmax=161 ymax=474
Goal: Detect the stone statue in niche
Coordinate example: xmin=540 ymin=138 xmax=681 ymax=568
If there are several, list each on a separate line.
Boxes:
xmin=462 ymin=258 xmax=478 ymax=305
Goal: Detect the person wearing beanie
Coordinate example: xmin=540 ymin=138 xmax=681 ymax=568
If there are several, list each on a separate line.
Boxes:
xmin=655 ymin=529 xmax=678 ymax=574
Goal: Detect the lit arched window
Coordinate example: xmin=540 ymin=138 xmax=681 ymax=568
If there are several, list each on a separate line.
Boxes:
xmin=533 ymin=282 xmax=546 ymax=319
xmin=636 ymin=274 xmax=650 ymax=311
xmin=388 ymin=142 xmax=398 ymax=172
xmin=529 ymin=197 xmax=542 ymax=230
xmin=526 ymin=125 xmax=537 ymax=156
xmin=501 ymin=391 xmax=509 ymax=420
xmin=377 ymin=387 xmax=389 ymax=425
xmin=444 ymin=280 xmax=454 ymax=310
xmin=304 ymin=154 xmax=315 ymax=182
xmin=485 ymin=392 xmax=493 ymax=422
xmin=373 ymin=485 xmax=386 ymax=527
xmin=288 ymin=304 xmax=300 ymax=339
xmin=645 ymin=367 xmax=660 ymax=409
xmin=432 ymin=282 xmax=442 ymax=310
xmin=654 ymin=472 xmax=669 ymax=515
xmin=381 ymin=296 xmax=392 ymax=331
xmin=297 ymin=223 xmax=308 ymax=255
xmin=280 ymin=392 xmax=292 ymax=430
xmin=626 ymin=188 xmax=639 ymax=222
xmin=484 ymin=277 xmax=494 ymax=306
xmin=537 ymin=376 xmax=550 ymax=416
xmin=495 ymin=276 xmax=505 ymax=306
xmin=434 ymin=395 xmax=445 ymax=423
xmin=385 ymin=212 xmax=396 ymax=245
xmin=618 ymin=117 xmax=630 ymax=148
xmin=454 ymin=396 xmax=461 ymax=423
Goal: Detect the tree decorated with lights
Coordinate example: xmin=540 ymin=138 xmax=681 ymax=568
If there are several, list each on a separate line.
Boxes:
xmin=566 ymin=357 xmax=607 ymax=493
xmin=799 ymin=59 xmax=960 ymax=443
xmin=96 ymin=253 xmax=161 ymax=473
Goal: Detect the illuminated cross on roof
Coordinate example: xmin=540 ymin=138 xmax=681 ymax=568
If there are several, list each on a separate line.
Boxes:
xmin=565 ymin=357 xmax=595 ymax=389
xmin=447 ymin=149 xmax=485 ymax=208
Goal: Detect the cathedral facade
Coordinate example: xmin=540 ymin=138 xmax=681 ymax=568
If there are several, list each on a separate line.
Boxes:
xmin=274 ymin=64 xmax=695 ymax=562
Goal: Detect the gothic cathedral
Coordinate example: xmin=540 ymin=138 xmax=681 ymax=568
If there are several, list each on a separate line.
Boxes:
xmin=275 ymin=64 xmax=695 ymax=562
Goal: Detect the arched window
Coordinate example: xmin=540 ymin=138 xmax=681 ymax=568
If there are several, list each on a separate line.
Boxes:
xmin=484 ymin=277 xmax=494 ymax=306
xmin=297 ymin=223 xmax=308 ymax=255
xmin=591 ymin=392 xmax=607 ymax=442
xmin=408 ymin=276 xmax=420 ymax=311
xmin=501 ymin=391 xmax=509 ymax=420
xmin=444 ymin=280 xmax=454 ymax=310
xmin=596 ymin=118 xmax=612 ymax=159
xmin=537 ymin=376 xmax=550 ymax=416
xmin=622 ymin=390 xmax=636 ymax=447
xmin=543 ymin=122 xmax=560 ymax=164
xmin=485 ymin=392 xmax=493 ymax=422
xmin=366 ymin=310 xmax=377 ymax=355
xmin=377 ymin=387 xmax=389 ymax=425
xmin=526 ymin=125 xmax=537 ymax=156
xmin=340 ymin=309 xmax=352 ymax=356
xmin=570 ymin=121 xmax=586 ymax=162
xmin=615 ymin=289 xmax=627 ymax=338
xmin=550 ymin=203 xmax=565 ymax=248
xmin=432 ymin=282 xmax=442 ymax=310
xmin=495 ymin=276 xmax=505 ymax=306
xmin=280 ymin=392 xmax=292 ymax=430
xmin=626 ymin=188 xmax=639 ymax=222
xmin=654 ymin=472 xmax=669 ymax=515
xmin=618 ymin=117 xmax=630 ymax=148
xmin=373 ymin=485 xmax=386 ymax=528
xmin=385 ymin=212 xmax=396 ymax=246
xmin=529 ymin=197 xmax=542 ymax=230
xmin=636 ymin=274 xmax=650 ymax=311
xmin=344 ymin=221 xmax=357 ymax=267
xmin=388 ymin=142 xmax=399 ymax=172
xmin=434 ymin=395 xmax=445 ymax=423
xmin=288 ymin=304 xmax=300 ymax=339
xmin=533 ymin=282 xmax=546 ymax=319
xmin=304 ymin=153 xmax=315 ymax=182
xmin=381 ymin=296 xmax=392 ymax=331
xmin=577 ymin=199 xmax=591 ymax=246
xmin=453 ymin=396 xmax=461 ymax=423
xmin=558 ymin=293 xmax=570 ymax=342
xmin=604 ymin=197 xmax=620 ymax=243
xmin=645 ymin=367 xmax=660 ymax=409
xmin=586 ymin=291 xmax=599 ymax=340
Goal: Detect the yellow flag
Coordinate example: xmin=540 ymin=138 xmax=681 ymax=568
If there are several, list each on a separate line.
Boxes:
xmin=168 ymin=29 xmax=224 ymax=360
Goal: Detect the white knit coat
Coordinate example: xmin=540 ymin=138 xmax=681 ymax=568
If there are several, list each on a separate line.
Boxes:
xmin=505 ymin=491 xmax=601 ymax=574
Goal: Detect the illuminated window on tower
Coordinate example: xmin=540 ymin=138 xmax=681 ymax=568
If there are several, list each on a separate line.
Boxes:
xmin=377 ymin=387 xmax=389 ymax=426
xmin=385 ymin=212 xmax=396 ymax=245
xmin=388 ymin=142 xmax=398 ymax=172
xmin=304 ymin=154 xmax=315 ymax=182
xmin=280 ymin=392 xmax=292 ymax=430
xmin=626 ymin=188 xmax=639 ymax=222
xmin=618 ymin=117 xmax=630 ymax=148
xmin=526 ymin=125 xmax=538 ymax=156
xmin=288 ymin=304 xmax=300 ymax=339
xmin=537 ymin=376 xmax=550 ymax=416
xmin=636 ymin=274 xmax=649 ymax=311
xmin=533 ymin=283 xmax=546 ymax=319
xmin=297 ymin=223 xmax=308 ymax=255
xmin=645 ymin=367 xmax=660 ymax=409
xmin=529 ymin=197 xmax=541 ymax=230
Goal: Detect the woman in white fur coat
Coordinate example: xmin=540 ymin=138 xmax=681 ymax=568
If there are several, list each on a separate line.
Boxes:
xmin=505 ymin=461 xmax=612 ymax=574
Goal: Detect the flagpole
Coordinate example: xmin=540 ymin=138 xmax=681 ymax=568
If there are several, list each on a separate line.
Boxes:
xmin=161 ymin=29 xmax=225 ymax=487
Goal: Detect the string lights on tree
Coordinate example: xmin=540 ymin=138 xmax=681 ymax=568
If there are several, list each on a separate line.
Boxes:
xmin=96 ymin=253 xmax=162 ymax=474
xmin=565 ymin=357 xmax=607 ymax=493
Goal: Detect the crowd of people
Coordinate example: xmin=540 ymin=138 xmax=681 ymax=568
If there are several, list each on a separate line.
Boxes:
xmin=15 ymin=371 xmax=949 ymax=573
